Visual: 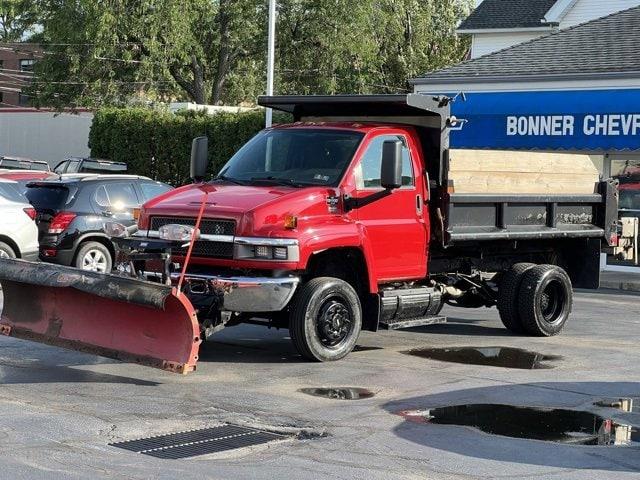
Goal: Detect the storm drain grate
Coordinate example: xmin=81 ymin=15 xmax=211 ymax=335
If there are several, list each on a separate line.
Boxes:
xmin=109 ymin=424 xmax=289 ymax=459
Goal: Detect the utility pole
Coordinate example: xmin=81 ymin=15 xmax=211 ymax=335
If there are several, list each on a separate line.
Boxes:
xmin=265 ymin=0 xmax=276 ymax=127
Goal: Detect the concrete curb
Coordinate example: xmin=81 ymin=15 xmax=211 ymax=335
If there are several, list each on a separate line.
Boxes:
xmin=599 ymin=280 xmax=640 ymax=293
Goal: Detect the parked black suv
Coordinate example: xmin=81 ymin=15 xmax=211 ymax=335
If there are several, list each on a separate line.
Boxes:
xmin=25 ymin=175 xmax=172 ymax=272
xmin=54 ymin=157 xmax=127 ymax=175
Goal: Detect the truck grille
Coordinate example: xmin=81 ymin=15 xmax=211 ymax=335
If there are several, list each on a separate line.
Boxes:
xmin=173 ymin=242 xmax=234 ymax=259
xmin=150 ymin=216 xmax=235 ymax=259
xmin=150 ymin=216 xmax=235 ymax=236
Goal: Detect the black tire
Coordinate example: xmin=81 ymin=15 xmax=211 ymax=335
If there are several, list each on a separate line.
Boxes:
xmin=497 ymin=263 xmax=535 ymax=333
xmin=518 ymin=265 xmax=573 ymax=337
xmin=289 ymin=277 xmax=362 ymax=362
xmin=0 ymin=241 xmax=16 ymax=259
xmin=74 ymin=241 xmax=113 ymax=273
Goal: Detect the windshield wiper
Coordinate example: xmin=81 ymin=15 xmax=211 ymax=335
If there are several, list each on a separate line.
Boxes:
xmin=212 ymin=174 xmax=247 ymax=186
xmin=249 ymin=176 xmax=310 ymax=188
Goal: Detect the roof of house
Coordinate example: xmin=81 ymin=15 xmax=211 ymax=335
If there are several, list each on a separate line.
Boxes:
xmin=414 ymin=5 xmax=640 ymax=84
xmin=458 ymin=0 xmax=560 ymax=30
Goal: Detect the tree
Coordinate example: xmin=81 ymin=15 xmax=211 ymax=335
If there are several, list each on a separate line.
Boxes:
xmin=373 ymin=0 xmax=471 ymax=93
xmin=0 ymin=0 xmax=40 ymax=41
xmin=276 ymin=0 xmax=380 ymax=95
xmin=30 ymin=0 xmax=266 ymax=108
xmin=30 ymin=0 xmax=470 ymax=108
xmin=275 ymin=0 xmax=471 ymax=95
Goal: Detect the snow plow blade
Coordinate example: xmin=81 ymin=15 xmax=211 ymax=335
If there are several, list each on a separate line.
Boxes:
xmin=0 ymin=259 xmax=201 ymax=374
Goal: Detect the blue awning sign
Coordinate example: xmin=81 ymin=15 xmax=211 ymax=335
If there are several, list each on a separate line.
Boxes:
xmin=448 ymin=89 xmax=640 ymax=151
xmin=506 ymin=114 xmax=640 ymax=137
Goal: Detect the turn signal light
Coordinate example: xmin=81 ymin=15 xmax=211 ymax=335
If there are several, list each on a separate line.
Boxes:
xmin=48 ymin=212 xmax=77 ymax=234
xmin=132 ymin=208 xmax=141 ymax=221
xmin=284 ymin=214 xmax=298 ymax=229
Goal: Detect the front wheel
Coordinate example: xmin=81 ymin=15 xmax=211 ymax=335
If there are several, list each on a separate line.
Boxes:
xmin=517 ymin=265 xmax=573 ymax=336
xmin=289 ymin=277 xmax=362 ymax=362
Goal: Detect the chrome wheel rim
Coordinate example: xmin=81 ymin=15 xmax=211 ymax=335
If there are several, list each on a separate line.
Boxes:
xmin=0 ymin=250 xmax=9 ymax=259
xmin=82 ymin=249 xmax=108 ymax=272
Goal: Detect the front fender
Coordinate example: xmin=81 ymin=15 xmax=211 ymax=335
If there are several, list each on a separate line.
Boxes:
xmin=298 ymin=224 xmax=379 ymax=294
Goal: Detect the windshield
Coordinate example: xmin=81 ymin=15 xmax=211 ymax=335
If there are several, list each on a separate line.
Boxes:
xmin=218 ymin=128 xmax=364 ymax=187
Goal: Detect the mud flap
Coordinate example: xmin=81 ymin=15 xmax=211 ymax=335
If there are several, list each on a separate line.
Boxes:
xmin=0 ymin=259 xmax=201 ymax=374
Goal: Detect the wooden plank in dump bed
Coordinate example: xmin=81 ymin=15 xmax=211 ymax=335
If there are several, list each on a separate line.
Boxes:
xmin=448 ymin=149 xmax=600 ymax=194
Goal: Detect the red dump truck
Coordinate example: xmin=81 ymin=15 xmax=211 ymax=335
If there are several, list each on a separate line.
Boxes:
xmin=0 ymin=95 xmax=636 ymax=373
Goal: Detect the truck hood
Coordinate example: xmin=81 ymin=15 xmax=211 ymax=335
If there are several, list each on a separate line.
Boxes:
xmin=146 ymin=183 xmax=293 ymax=213
xmin=143 ymin=183 xmax=336 ymax=236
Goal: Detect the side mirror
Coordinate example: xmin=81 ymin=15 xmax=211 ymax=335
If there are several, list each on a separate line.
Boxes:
xmin=380 ymin=140 xmax=403 ymax=190
xmin=190 ymin=136 xmax=209 ymax=183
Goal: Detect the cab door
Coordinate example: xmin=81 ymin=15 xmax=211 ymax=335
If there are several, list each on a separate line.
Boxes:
xmin=349 ymin=130 xmax=428 ymax=281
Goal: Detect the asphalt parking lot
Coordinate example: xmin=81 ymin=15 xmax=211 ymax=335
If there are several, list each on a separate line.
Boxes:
xmin=0 ymin=289 xmax=638 ymax=479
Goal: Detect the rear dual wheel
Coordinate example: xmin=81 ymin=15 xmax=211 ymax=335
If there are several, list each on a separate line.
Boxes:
xmin=518 ymin=265 xmax=573 ymax=337
xmin=497 ymin=263 xmax=535 ymax=333
xmin=289 ymin=277 xmax=362 ymax=362
xmin=498 ymin=264 xmax=573 ymax=336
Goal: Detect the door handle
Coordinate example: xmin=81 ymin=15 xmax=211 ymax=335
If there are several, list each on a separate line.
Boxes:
xmin=416 ymin=194 xmax=423 ymax=215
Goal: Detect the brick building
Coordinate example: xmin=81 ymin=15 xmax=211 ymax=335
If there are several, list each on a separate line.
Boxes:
xmin=0 ymin=43 xmax=40 ymax=108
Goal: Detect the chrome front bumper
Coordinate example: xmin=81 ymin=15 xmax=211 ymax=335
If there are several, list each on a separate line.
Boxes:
xmin=169 ymin=273 xmax=300 ymax=312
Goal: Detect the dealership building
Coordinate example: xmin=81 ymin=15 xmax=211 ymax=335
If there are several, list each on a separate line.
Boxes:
xmin=413 ymin=5 xmax=640 ymax=272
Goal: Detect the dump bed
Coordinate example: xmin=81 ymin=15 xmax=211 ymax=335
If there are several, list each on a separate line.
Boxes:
xmin=439 ymin=150 xmax=618 ymax=247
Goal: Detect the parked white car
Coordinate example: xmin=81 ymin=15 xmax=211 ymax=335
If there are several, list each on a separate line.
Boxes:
xmin=0 ymin=179 xmax=39 ymax=260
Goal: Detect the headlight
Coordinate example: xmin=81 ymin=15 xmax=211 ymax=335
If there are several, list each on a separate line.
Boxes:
xmin=254 ymin=245 xmax=272 ymax=258
xmin=159 ymin=224 xmax=200 ymax=242
xmin=104 ymin=221 xmax=138 ymax=238
xmin=251 ymin=245 xmax=289 ymax=259
xmin=233 ymin=238 xmax=299 ymax=261
xmin=273 ymin=246 xmax=288 ymax=260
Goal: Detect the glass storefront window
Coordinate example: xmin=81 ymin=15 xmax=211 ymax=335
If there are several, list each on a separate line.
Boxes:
xmin=609 ymin=156 xmax=640 ymax=268
xmin=612 ymin=158 xmax=640 ymax=220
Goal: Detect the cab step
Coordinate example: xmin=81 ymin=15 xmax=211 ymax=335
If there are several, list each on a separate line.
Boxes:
xmin=379 ymin=316 xmax=447 ymax=330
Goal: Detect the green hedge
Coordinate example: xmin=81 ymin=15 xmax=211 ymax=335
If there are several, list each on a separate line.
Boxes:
xmin=89 ymin=108 xmax=290 ymax=185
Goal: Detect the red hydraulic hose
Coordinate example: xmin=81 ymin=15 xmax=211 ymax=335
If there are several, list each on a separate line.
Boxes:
xmin=177 ymin=188 xmax=209 ymax=294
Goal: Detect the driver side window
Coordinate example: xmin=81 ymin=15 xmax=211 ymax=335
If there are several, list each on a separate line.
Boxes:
xmin=354 ymin=135 xmax=414 ymax=189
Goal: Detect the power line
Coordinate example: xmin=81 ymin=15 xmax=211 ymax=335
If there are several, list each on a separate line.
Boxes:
xmin=0 ymin=72 xmax=32 ymax=82
xmin=0 ymin=66 xmax=35 ymax=75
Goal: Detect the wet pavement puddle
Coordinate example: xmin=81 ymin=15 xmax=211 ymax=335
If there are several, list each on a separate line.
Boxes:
xmin=399 ymin=404 xmax=639 ymax=446
xmin=299 ymin=387 xmax=375 ymax=400
xmin=403 ymin=346 xmax=561 ymax=369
